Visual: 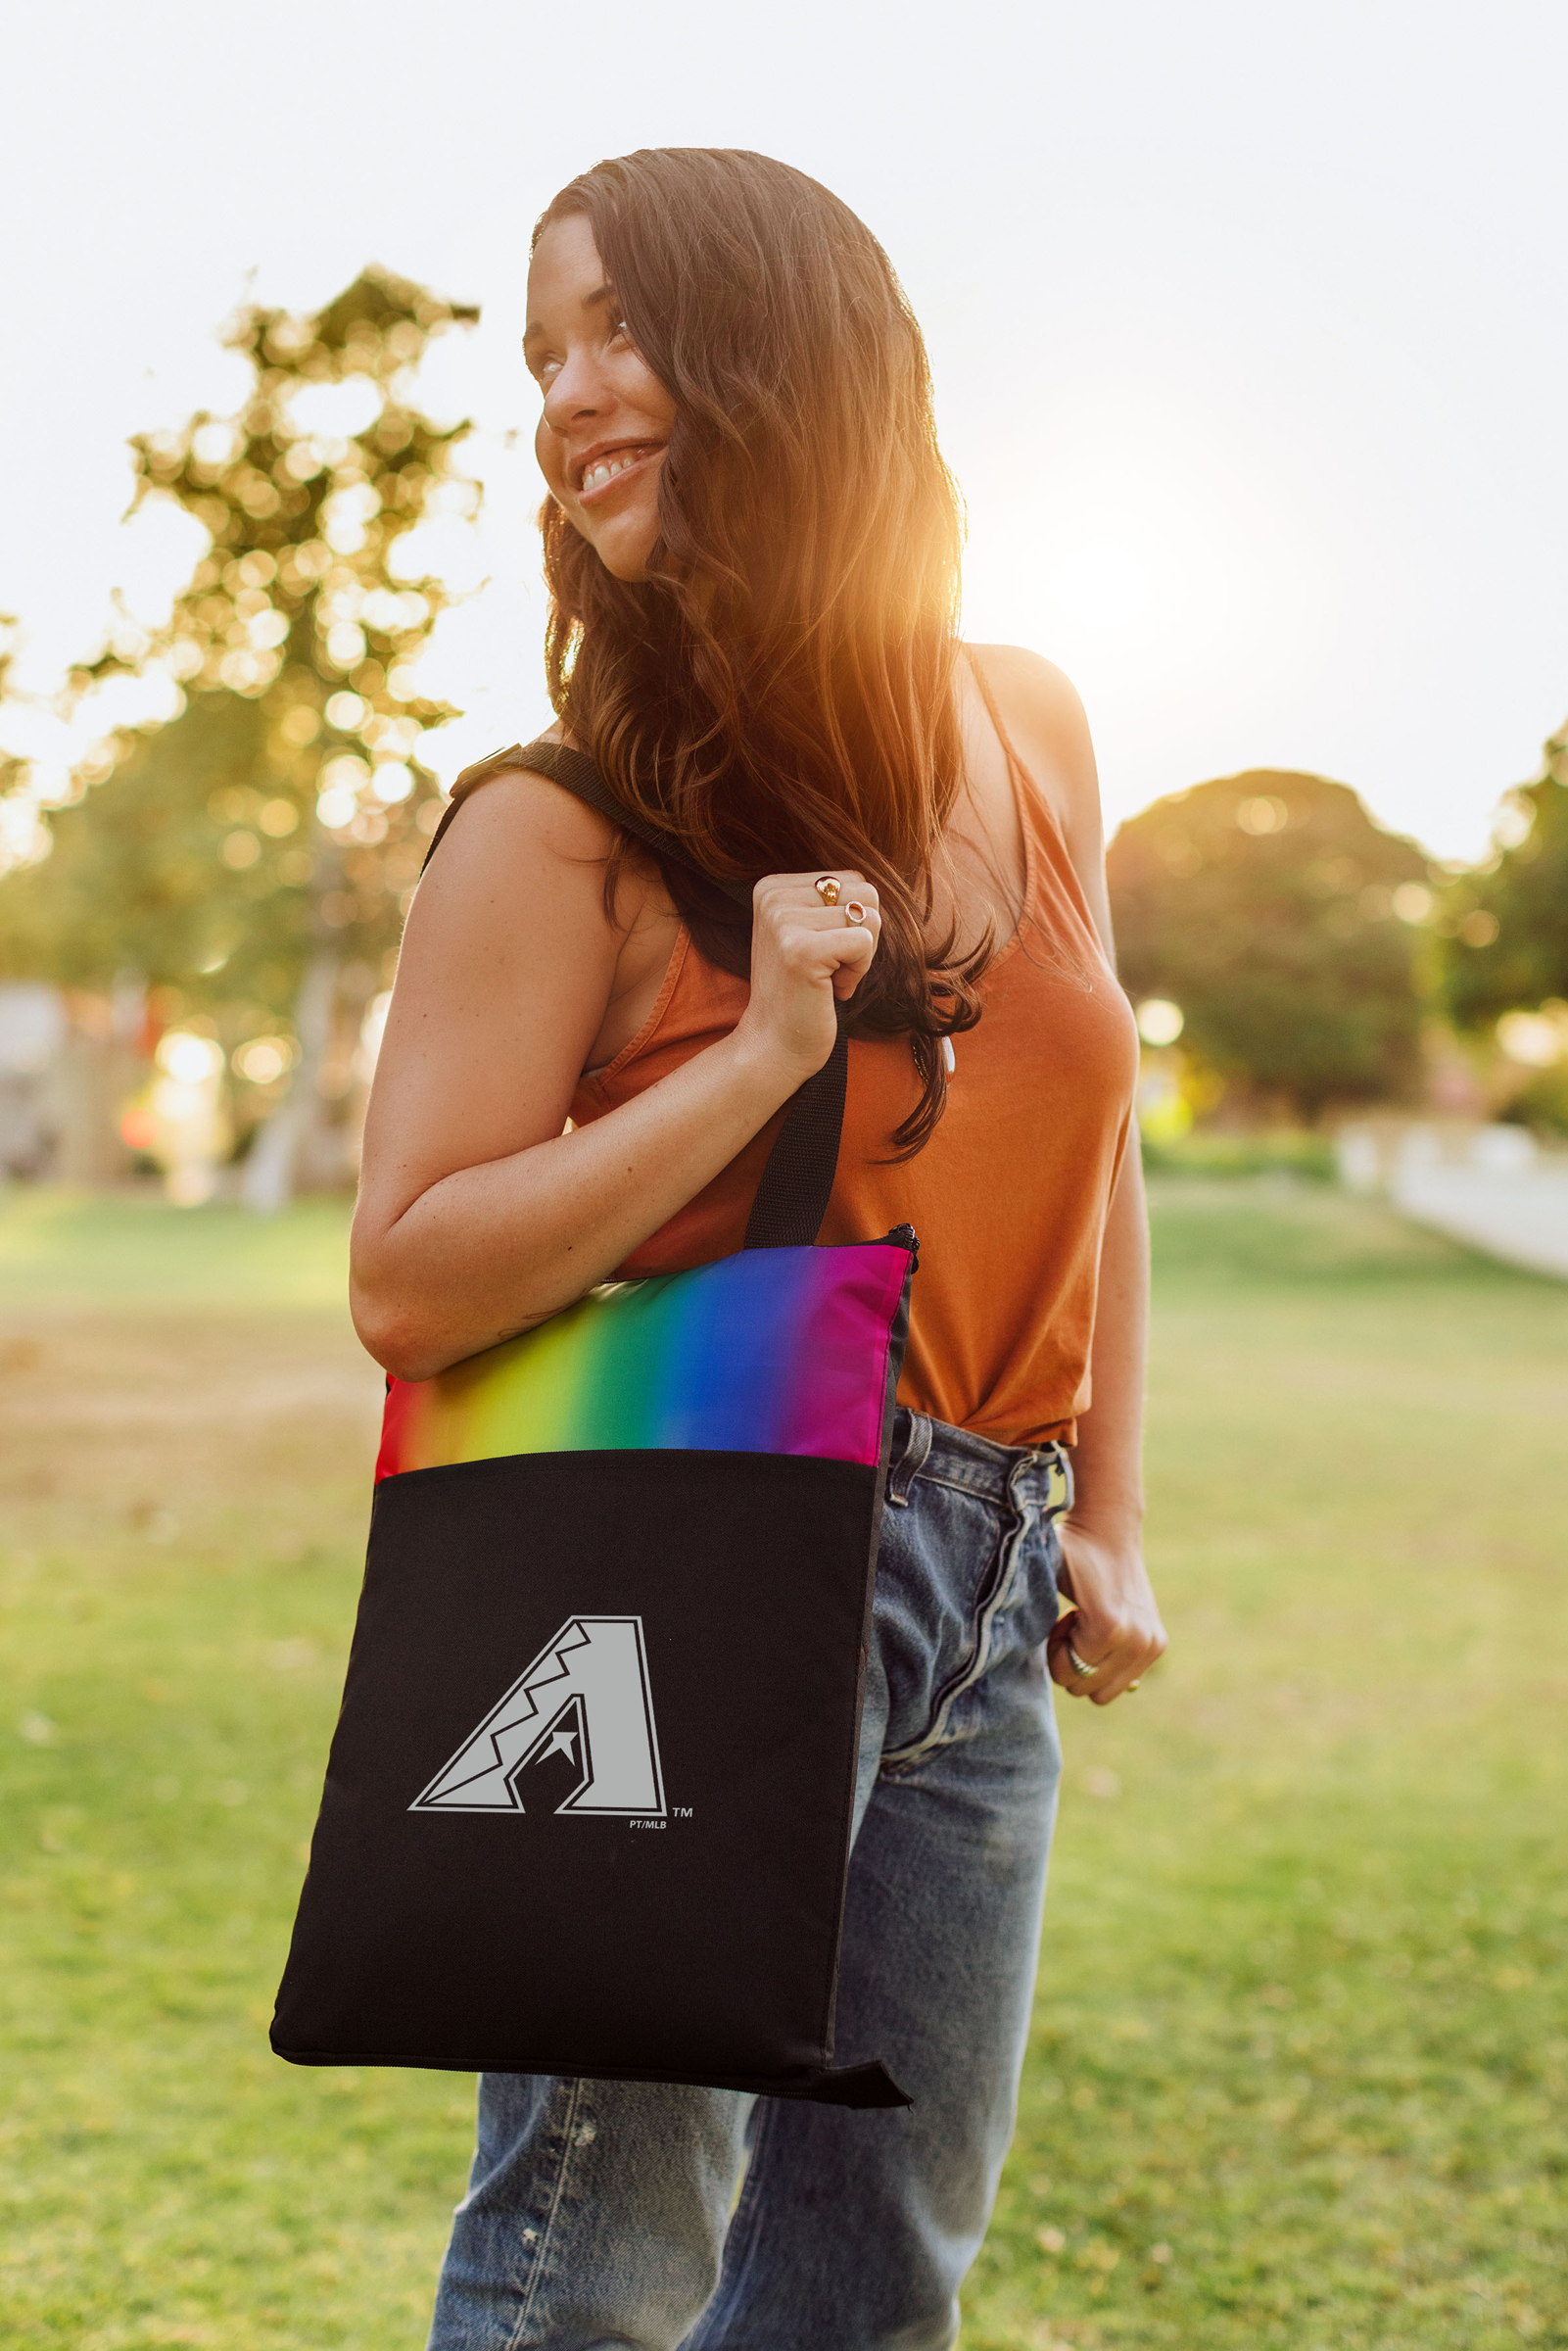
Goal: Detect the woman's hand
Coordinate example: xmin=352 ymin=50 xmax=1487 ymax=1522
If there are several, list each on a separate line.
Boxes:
xmin=1046 ymin=1522 xmax=1167 ymax=1705
xmin=732 ymin=871 xmax=881 ymax=1085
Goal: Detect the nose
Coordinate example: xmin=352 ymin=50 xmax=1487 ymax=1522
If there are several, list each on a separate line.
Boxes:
xmin=541 ymin=342 xmax=609 ymax=436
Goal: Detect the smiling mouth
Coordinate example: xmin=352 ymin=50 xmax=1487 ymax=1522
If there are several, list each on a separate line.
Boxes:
xmin=575 ymin=443 xmax=665 ymax=502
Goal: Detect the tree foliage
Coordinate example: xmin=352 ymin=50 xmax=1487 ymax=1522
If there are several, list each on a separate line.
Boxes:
xmin=0 ymin=628 xmax=47 ymax=869
xmin=0 ymin=267 xmax=479 ymax=1037
xmin=1439 ymin=720 xmax=1568 ymax=1029
xmin=1108 ymin=770 xmax=1433 ymax=1118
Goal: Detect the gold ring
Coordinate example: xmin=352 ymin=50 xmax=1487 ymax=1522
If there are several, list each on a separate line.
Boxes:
xmin=814 ymin=876 xmax=841 ymax=905
xmin=1067 ymin=1642 xmax=1101 ymax=1679
xmin=844 ymin=900 xmax=869 ymax=926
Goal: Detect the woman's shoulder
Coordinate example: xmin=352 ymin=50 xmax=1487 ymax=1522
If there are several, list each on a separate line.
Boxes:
xmin=431 ymin=728 xmax=634 ymax=888
xmin=440 ymin=726 xmax=674 ymax=896
xmin=964 ymin=645 xmax=1098 ymax=814
xmin=409 ymin=730 xmax=678 ymax=1032
xmin=446 ymin=722 xmax=588 ymax=828
xmin=400 ymin=740 xmax=622 ymax=988
xmin=963 ymin=642 xmax=1112 ymax=948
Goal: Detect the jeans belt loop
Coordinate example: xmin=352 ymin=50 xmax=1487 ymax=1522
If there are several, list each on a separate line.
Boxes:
xmin=885 ymin=1411 xmax=934 ymax=1507
xmin=1051 ymin=1442 xmax=1075 ymax=1519
xmin=1019 ymin=1439 xmax=1073 ymax=1521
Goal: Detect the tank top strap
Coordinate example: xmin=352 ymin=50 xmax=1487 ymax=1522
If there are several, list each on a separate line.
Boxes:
xmin=966 ymin=649 xmax=1058 ymax=855
xmin=964 ymin=649 xmax=1104 ymax=976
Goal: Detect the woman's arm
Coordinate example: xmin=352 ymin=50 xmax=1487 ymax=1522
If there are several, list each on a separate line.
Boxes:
xmin=351 ymin=768 xmax=879 ymax=1382
xmin=977 ymin=647 xmax=1168 ymax=1703
xmin=1051 ymin=1140 xmax=1165 ymax=1703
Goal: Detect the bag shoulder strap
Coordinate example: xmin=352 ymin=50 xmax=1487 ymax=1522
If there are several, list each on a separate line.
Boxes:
xmin=421 ymin=739 xmax=849 ymax=1249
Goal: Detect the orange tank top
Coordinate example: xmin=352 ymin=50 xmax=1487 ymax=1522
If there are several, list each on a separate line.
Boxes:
xmin=569 ymin=744 xmax=1139 ymax=1449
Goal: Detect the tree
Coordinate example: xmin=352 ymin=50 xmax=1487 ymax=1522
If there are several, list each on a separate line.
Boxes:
xmin=1107 ymin=770 xmax=1434 ymax=1120
xmin=0 ymin=265 xmax=479 ymax=1191
xmin=1439 ymin=719 xmax=1568 ymax=1028
xmin=0 ymin=625 xmax=49 ymax=871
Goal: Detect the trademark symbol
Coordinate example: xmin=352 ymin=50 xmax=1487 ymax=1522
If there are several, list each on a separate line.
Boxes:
xmin=675 ymin=1806 xmax=693 ymax=1818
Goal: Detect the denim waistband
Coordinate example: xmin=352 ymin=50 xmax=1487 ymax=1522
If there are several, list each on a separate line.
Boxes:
xmin=885 ymin=1406 xmax=1073 ymax=1515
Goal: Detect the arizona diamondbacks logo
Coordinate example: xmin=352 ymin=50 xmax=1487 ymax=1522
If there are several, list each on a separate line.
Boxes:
xmin=411 ymin=1615 xmax=665 ymax=1819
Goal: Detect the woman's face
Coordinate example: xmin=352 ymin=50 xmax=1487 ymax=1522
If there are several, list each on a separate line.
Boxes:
xmin=526 ymin=214 xmax=676 ymax=583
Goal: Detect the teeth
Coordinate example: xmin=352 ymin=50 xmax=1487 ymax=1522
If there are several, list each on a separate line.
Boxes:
xmin=582 ymin=450 xmax=644 ymax=493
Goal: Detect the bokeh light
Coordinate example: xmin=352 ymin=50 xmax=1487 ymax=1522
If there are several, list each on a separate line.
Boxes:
xmin=316 ymin=787 xmax=356 ymax=829
xmin=1497 ymin=1009 xmax=1566 ymax=1069
xmin=232 ymin=1034 xmax=296 ymax=1085
xmin=1135 ymin=998 xmax=1185 ymax=1047
xmin=155 ymin=1032 xmax=225 ymax=1084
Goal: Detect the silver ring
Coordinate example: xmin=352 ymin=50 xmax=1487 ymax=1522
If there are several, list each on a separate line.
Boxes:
xmin=1068 ymin=1642 xmax=1102 ymax=1679
xmin=844 ymin=899 xmax=869 ymax=926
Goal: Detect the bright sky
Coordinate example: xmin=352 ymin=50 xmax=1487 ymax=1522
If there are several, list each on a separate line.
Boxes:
xmin=3 ymin=0 xmax=1565 ymax=862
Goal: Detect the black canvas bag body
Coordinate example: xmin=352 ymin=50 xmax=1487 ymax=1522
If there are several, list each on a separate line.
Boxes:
xmin=271 ymin=743 xmax=914 ymax=2108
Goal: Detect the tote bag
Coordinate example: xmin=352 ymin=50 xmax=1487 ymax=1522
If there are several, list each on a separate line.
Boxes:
xmin=270 ymin=741 xmax=914 ymax=2108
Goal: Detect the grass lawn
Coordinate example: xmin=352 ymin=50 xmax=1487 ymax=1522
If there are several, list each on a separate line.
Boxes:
xmin=1 ymin=1180 xmax=1564 ymax=2348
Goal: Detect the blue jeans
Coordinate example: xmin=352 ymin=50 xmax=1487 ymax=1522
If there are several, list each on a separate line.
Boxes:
xmin=427 ymin=1410 xmax=1069 ymax=2350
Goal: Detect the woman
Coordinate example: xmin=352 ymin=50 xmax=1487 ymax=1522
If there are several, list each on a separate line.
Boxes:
xmin=353 ymin=148 xmax=1166 ymax=2351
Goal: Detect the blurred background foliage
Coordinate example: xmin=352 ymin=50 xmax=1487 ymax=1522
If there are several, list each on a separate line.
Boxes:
xmin=0 ymin=263 xmax=1565 ymax=1183
xmin=1433 ymin=726 xmax=1568 ymax=1137
xmin=0 ymin=266 xmax=479 ymax=1192
xmin=1106 ymin=772 xmax=1432 ymax=1122
xmin=1439 ymin=725 xmax=1568 ymax=1028
xmin=1107 ymin=737 xmax=1568 ymax=1142
xmin=1 ymin=266 xmax=477 ymax=1002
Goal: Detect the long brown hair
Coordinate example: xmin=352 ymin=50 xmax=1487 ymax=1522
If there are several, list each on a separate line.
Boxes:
xmin=534 ymin=147 xmax=989 ymax=1151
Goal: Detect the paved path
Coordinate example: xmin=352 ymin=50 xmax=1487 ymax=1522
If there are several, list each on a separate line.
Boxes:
xmin=1393 ymin=1165 xmax=1568 ymax=1280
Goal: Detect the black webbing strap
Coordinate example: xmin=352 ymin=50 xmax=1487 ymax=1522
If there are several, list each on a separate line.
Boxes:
xmin=741 ymin=1005 xmax=851 ymax=1250
xmin=427 ymin=740 xmax=851 ymax=1250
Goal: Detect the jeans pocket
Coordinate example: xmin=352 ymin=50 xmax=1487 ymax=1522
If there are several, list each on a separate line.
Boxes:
xmin=877 ymin=1481 xmax=1037 ymax=1773
xmin=872 ymin=1475 xmax=1006 ymax=1762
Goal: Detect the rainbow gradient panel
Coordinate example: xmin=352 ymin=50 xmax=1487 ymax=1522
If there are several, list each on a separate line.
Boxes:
xmin=375 ymin=1238 xmax=913 ymax=1482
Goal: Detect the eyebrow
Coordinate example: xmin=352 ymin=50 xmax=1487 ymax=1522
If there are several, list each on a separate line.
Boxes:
xmin=523 ymin=280 xmax=616 ymax=351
